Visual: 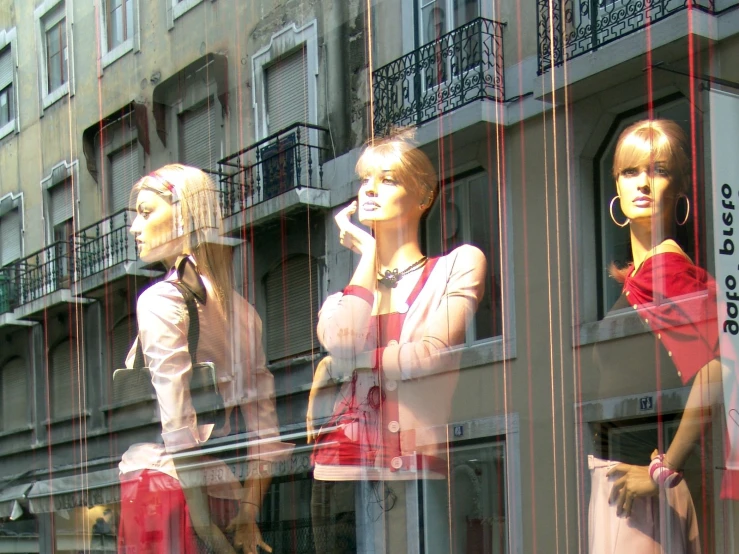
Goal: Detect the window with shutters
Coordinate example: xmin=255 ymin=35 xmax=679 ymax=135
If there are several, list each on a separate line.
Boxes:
xmin=108 ymin=142 xmax=142 ymax=215
xmin=0 ymin=208 xmax=22 ymax=267
xmin=179 ymin=98 xmax=221 ymax=173
xmin=99 ymin=0 xmax=138 ymax=68
xmin=425 ymin=171 xmax=502 ymax=343
xmin=50 ymin=338 xmax=80 ymax=420
xmin=265 ymin=48 xmax=309 ymax=135
xmin=36 ymin=0 xmax=72 ymax=110
xmin=264 ymin=255 xmax=320 ymax=362
xmin=252 ymin=21 xmax=318 ymax=141
xmin=0 ymin=358 xmax=27 ymax=431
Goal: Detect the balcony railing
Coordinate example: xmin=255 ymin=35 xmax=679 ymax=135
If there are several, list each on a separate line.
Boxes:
xmin=217 ymin=123 xmax=329 ymax=219
xmin=74 ymin=209 xmax=137 ymax=281
xmin=372 ymin=17 xmax=505 ymax=137
xmin=12 ymin=241 xmax=72 ymax=307
xmin=537 ymin=0 xmax=720 ymax=74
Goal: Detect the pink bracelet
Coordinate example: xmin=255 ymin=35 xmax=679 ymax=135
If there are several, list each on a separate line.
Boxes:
xmin=649 ymin=454 xmax=683 ymax=488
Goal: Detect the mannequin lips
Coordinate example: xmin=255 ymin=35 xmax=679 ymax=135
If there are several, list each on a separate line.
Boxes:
xmin=361 ymin=201 xmax=380 ymax=211
xmin=632 ymin=196 xmax=652 ymax=208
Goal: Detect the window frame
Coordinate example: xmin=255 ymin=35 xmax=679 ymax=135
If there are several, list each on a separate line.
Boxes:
xmin=98 ymin=0 xmax=139 ymax=70
xmin=576 ymin=96 xmax=703 ymax=345
xmin=41 ymin=160 xmax=79 ymax=246
xmin=252 ymin=20 xmax=318 ymax=142
xmin=167 ymin=0 xmax=208 ymax=29
xmin=0 ymin=29 xmax=18 ymax=140
xmin=427 ymin=413 xmax=523 ymax=554
xmin=35 ymin=0 xmax=74 ymax=111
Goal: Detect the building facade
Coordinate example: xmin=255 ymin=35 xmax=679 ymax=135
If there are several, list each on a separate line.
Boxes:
xmin=0 ymin=0 xmax=736 ymax=552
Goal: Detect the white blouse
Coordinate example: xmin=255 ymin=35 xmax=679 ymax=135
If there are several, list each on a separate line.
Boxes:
xmin=119 ymin=264 xmax=284 ymax=484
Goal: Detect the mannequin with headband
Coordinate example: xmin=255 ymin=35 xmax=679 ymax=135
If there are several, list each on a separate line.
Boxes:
xmin=118 ymin=164 xmax=287 ymax=554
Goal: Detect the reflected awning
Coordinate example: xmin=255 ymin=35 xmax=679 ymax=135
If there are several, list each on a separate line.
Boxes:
xmin=0 ymin=483 xmax=33 ymax=519
xmin=27 ymin=469 xmax=120 ymax=514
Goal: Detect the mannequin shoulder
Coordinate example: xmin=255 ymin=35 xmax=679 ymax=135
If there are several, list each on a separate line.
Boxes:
xmin=443 ymin=244 xmax=487 ymax=270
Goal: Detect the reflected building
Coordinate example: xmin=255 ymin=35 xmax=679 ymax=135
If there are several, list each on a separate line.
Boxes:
xmin=0 ymin=0 xmax=735 ymax=552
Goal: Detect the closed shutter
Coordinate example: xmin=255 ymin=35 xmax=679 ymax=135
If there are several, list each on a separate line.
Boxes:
xmin=1 ymin=358 xmax=26 ymax=431
xmin=51 ymin=339 xmax=79 ymax=419
xmin=265 ymin=255 xmax=319 ymax=361
xmin=0 ymin=209 xmax=21 ymax=266
xmin=50 ymin=179 xmax=74 ymax=227
xmin=0 ymin=47 xmax=12 ymax=90
xmin=180 ymin=100 xmax=220 ymax=172
xmin=110 ymin=317 xmax=134 ymax=370
xmin=266 ymin=48 xmax=308 ymax=134
xmin=110 ymin=144 xmax=141 ymax=214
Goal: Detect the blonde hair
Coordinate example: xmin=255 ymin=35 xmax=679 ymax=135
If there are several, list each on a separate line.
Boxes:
xmin=132 ymin=164 xmax=233 ymax=313
xmin=355 ymin=129 xmax=439 ymax=209
xmin=612 ymin=119 xmax=691 ymax=194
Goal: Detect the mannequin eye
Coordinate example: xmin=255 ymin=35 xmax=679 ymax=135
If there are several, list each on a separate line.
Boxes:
xmin=621 ymin=168 xmax=638 ymax=177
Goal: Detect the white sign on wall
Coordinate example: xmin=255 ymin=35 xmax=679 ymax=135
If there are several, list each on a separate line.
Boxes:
xmin=709 ymin=88 xmax=739 ymax=470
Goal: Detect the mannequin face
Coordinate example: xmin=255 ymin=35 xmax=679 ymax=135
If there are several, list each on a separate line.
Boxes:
xmin=616 ymin=157 xmax=678 ymax=225
xmin=357 ymin=169 xmax=423 ymax=226
xmin=130 ymin=189 xmax=183 ymax=263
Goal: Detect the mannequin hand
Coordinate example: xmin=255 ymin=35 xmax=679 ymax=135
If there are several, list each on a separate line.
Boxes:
xmin=307 ymin=357 xmax=336 ymax=443
xmin=607 ymin=458 xmax=659 ymax=517
xmin=226 ymin=509 xmax=272 ymax=554
xmin=336 ymin=201 xmax=375 ymax=256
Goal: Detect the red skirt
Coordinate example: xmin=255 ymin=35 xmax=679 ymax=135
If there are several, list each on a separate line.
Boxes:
xmin=118 ymin=469 xmax=237 ymax=554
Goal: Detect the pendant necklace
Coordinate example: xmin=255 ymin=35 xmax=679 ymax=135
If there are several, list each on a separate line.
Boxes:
xmin=377 ymin=256 xmax=428 ymax=288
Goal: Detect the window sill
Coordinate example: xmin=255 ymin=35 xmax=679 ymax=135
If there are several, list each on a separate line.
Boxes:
xmin=0 ymin=119 xmax=16 ymax=141
xmin=267 ymin=351 xmax=322 ymax=372
xmin=42 ymin=410 xmax=90 ymax=426
xmin=42 ymin=82 xmax=70 ymax=110
xmin=0 ymin=424 xmax=33 ymax=438
xmin=173 ymin=0 xmax=205 ymax=20
xmin=577 ymin=310 xmax=651 ymax=346
xmin=101 ymin=38 xmax=134 ymax=69
xmin=459 ymin=335 xmax=516 ymax=369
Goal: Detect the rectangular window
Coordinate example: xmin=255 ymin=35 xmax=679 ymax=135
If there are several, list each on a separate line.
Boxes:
xmin=426 ymin=172 xmax=502 ymax=342
xmin=0 ymin=208 xmax=21 ymax=267
xmin=178 ymin=99 xmax=220 ymax=172
xmin=0 ymin=86 xmax=11 ymax=128
xmin=265 ymin=46 xmax=308 ymax=134
xmin=0 ymin=46 xmax=13 ymax=131
xmin=107 ymin=0 xmax=133 ymax=50
xmin=46 ymin=17 xmax=67 ymax=92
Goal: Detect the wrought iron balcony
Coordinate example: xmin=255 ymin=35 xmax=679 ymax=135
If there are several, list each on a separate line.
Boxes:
xmin=217 ymin=123 xmax=329 ymax=219
xmin=372 ymin=17 xmax=505 ymax=137
xmin=537 ymin=0 xmax=719 ymax=74
xmin=12 ymin=241 xmax=72 ymax=307
xmin=74 ymin=209 xmax=138 ymax=281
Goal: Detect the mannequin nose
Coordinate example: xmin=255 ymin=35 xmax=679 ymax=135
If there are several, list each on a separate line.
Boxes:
xmin=362 ymin=178 xmax=378 ymax=195
xmin=636 ymin=172 xmax=651 ymax=192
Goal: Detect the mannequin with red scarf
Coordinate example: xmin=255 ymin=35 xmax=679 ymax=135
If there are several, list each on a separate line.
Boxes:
xmin=590 ymin=120 xmax=739 ymax=553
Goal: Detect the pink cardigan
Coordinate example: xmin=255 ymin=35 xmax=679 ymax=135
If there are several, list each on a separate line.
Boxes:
xmin=314 ymin=244 xmax=486 ymax=480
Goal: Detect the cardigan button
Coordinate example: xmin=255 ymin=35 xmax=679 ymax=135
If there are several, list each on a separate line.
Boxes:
xmin=397 ymin=303 xmax=409 ymax=314
xmin=388 ymin=421 xmax=400 ymax=433
xmin=385 ymin=379 xmax=397 ymax=392
xmin=677 ymin=371 xmax=682 ymax=378
xmin=387 ymin=340 xmax=399 ymax=347
xmin=391 ymin=457 xmax=403 ymax=470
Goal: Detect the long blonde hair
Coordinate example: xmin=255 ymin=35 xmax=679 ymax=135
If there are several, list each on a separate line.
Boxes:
xmin=132 ymin=164 xmax=233 ymax=313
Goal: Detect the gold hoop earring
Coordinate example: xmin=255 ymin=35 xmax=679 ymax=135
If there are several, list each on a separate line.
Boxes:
xmin=675 ymin=194 xmax=690 ymax=226
xmin=610 ymin=196 xmax=629 ymax=227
